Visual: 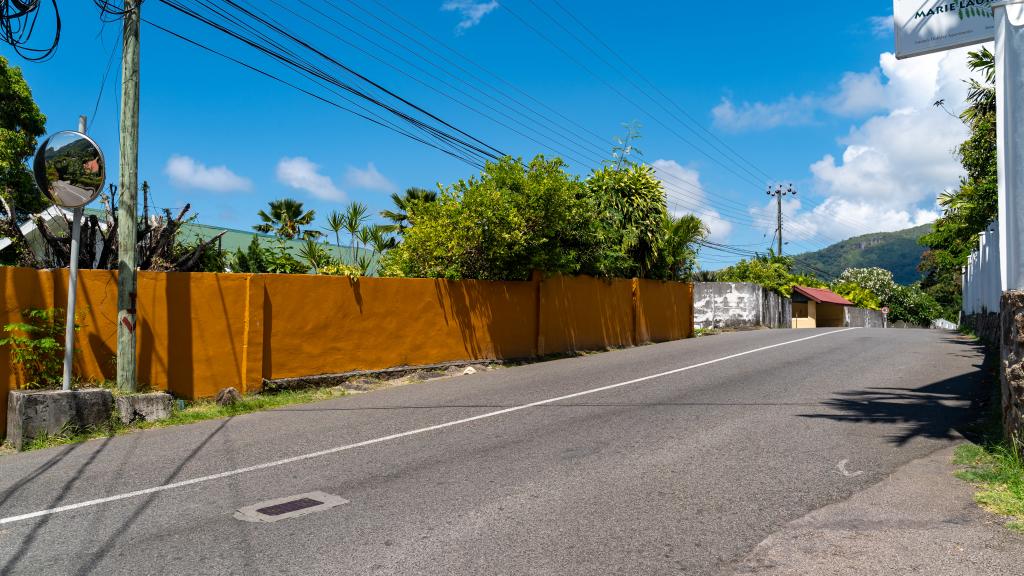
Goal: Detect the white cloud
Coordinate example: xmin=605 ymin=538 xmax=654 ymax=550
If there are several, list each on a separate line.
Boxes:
xmin=807 ymin=47 xmax=981 ymax=220
xmin=716 ymin=47 xmax=983 ymax=128
xmin=275 ymin=157 xmax=345 ymax=201
xmin=345 ymin=162 xmax=396 ymax=193
xmin=719 ymin=45 xmax=987 ymax=241
xmin=711 ymin=96 xmax=816 ymax=132
xmin=869 ymin=15 xmax=893 ymax=37
xmin=810 ymin=108 xmax=966 ymax=209
xmin=164 ymin=155 xmax=251 ymax=192
xmin=749 ymin=196 xmax=938 ymax=245
xmin=652 ymin=159 xmax=733 ymax=241
xmin=441 ymin=1 xmax=498 ymax=33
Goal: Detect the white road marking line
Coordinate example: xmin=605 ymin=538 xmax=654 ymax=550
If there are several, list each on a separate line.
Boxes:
xmin=1 ymin=328 xmax=858 ymax=525
xmin=837 ymin=459 xmax=864 ymax=477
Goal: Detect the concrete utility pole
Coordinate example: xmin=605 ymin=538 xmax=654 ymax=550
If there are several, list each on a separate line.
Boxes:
xmin=117 ymin=0 xmax=140 ymax=393
xmin=766 ymin=184 xmax=795 ymax=256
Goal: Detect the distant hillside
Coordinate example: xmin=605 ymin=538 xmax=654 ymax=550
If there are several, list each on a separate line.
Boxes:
xmin=791 ymin=223 xmax=933 ymax=284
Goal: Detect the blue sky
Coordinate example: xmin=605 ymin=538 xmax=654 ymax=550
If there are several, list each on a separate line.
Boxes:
xmin=4 ymin=1 xmax=985 ymax=268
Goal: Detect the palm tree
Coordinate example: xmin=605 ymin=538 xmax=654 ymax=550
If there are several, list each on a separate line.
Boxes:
xmin=662 ymin=213 xmax=709 ymax=279
xmin=369 ymin=224 xmax=397 ymax=256
xmin=254 ymin=198 xmax=322 ymax=240
xmin=324 ymin=210 xmax=345 ymax=247
xmin=343 ymin=201 xmax=368 ymax=262
xmin=356 ymin=225 xmax=373 ymax=255
xmin=297 ymin=239 xmax=332 ymax=274
xmin=380 ymin=187 xmax=437 ymax=232
xmin=962 ymin=47 xmax=995 ymax=127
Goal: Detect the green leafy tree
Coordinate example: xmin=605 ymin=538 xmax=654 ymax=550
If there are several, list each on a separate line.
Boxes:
xmin=829 ymin=281 xmax=881 ymax=310
xmin=653 ymin=213 xmax=707 ymax=280
xmin=585 ymin=163 xmax=668 ymax=278
xmin=380 ymin=187 xmax=437 ymax=232
xmin=718 ymin=254 xmax=826 ymax=297
xmin=0 ymin=55 xmax=47 ymax=219
xmin=834 ymin=267 xmax=942 ymax=324
xmin=919 ymin=47 xmax=997 ymax=320
xmin=381 ymin=155 xmax=600 ymax=280
xmin=254 ymin=198 xmax=322 ymax=240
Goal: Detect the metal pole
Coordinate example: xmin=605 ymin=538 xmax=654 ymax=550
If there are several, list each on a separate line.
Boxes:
xmin=62 ymin=206 xmax=82 ymax=390
xmin=60 ymin=118 xmax=88 ymax=390
xmin=117 ymin=0 xmax=140 ymax=393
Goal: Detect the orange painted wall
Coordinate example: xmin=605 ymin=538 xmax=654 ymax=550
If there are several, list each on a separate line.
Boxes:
xmin=1 ymin=267 xmax=693 ymax=438
xmin=135 ymin=272 xmax=249 ymax=399
xmin=261 ymin=275 xmax=538 ymax=381
xmin=538 ymin=275 xmax=635 ymax=354
xmin=636 ymin=280 xmax=693 ymax=343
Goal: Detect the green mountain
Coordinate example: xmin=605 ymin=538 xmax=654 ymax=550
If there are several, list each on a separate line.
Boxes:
xmin=791 ymin=223 xmax=933 ymax=284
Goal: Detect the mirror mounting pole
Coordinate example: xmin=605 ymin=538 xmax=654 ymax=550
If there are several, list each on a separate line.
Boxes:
xmin=62 ymin=205 xmax=82 ymax=390
xmin=62 ymin=115 xmax=88 ymax=391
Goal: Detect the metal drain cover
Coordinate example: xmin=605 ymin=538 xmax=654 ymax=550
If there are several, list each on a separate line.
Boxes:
xmin=235 ymin=491 xmax=348 ymax=523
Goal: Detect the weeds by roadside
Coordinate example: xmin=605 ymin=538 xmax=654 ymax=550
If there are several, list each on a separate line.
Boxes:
xmin=952 ymin=326 xmax=1024 ymax=532
xmin=0 ymin=387 xmax=349 ymax=454
xmin=954 ymin=441 xmax=1024 ymax=532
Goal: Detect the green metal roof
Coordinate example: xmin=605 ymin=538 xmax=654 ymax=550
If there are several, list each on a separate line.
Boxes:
xmin=63 ymin=208 xmax=377 ymax=267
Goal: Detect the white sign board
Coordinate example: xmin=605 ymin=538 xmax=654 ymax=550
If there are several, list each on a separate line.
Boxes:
xmin=895 ymin=0 xmax=995 ymax=59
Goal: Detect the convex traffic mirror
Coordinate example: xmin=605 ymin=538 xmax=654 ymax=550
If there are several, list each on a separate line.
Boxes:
xmin=32 ymin=130 xmax=106 ymax=208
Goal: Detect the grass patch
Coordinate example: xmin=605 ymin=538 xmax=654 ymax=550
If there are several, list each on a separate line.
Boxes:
xmin=950 ymin=335 xmax=1024 ymax=533
xmin=1 ymin=387 xmax=348 ymax=454
xmin=693 ymin=327 xmax=718 ymax=337
xmin=954 ymin=440 xmax=1024 ymax=531
xmin=137 ymin=387 xmax=348 ymax=429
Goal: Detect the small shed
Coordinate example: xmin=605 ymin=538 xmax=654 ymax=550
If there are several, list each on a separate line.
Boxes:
xmin=790 ymin=286 xmax=854 ymax=328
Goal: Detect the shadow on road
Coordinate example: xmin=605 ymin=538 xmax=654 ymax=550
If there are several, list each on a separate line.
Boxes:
xmin=799 ymin=337 xmax=992 ymax=446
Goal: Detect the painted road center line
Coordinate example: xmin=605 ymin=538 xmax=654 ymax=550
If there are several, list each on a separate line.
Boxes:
xmin=0 ymin=328 xmax=859 ymax=525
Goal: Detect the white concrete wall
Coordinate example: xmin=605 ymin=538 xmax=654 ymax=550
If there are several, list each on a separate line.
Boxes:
xmin=693 ymin=283 xmax=790 ymax=330
xmin=963 ymin=221 xmax=1001 ymax=315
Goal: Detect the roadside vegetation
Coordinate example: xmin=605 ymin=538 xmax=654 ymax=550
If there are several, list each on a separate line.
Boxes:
xmin=954 ymin=441 xmax=1024 ymax=532
xmin=1 ymin=387 xmax=350 ymax=453
xmin=715 ymin=254 xmax=941 ymax=325
xmin=919 ymin=47 xmax=998 ymax=321
xmin=952 ymin=327 xmax=1024 ymax=533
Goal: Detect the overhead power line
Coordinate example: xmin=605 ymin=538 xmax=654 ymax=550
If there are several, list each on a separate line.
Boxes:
xmin=1 ymin=0 xmax=60 ymax=61
xmin=516 ymin=0 xmax=878 ymax=247
xmin=151 ymin=0 xmax=505 ymax=169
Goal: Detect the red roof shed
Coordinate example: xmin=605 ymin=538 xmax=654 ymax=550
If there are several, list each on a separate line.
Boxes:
xmin=791 ymin=286 xmax=854 ymax=306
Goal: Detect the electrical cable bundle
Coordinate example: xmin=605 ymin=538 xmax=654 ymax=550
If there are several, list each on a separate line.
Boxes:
xmin=1 ymin=0 xmax=60 ymax=62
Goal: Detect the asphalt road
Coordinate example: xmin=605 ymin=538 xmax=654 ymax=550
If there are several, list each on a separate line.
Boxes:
xmin=0 ymin=328 xmax=989 ymax=575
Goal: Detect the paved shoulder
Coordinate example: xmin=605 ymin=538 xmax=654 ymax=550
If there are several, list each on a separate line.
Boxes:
xmin=732 ymin=444 xmax=1024 ymax=576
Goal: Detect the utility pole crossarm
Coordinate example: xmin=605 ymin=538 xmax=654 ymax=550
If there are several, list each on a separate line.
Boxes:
xmin=766 ymin=184 xmax=795 ymax=256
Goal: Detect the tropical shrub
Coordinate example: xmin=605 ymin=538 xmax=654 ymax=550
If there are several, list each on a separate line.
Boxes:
xmin=829 ymin=281 xmax=881 ymax=310
xmin=834 ymin=267 xmax=942 ymax=324
xmin=319 ymin=262 xmax=363 ymax=278
xmin=717 ymin=254 xmax=826 ymax=297
xmin=380 ymin=155 xmax=703 ymax=281
xmin=585 ymin=163 xmax=668 ymax=278
xmin=381 ymin=156 xmax=601 ymax=280
xmin=230 ymin=237 xmax=308 ymax=274
xmin=0 ymin=308 xmax=76 ymax=389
